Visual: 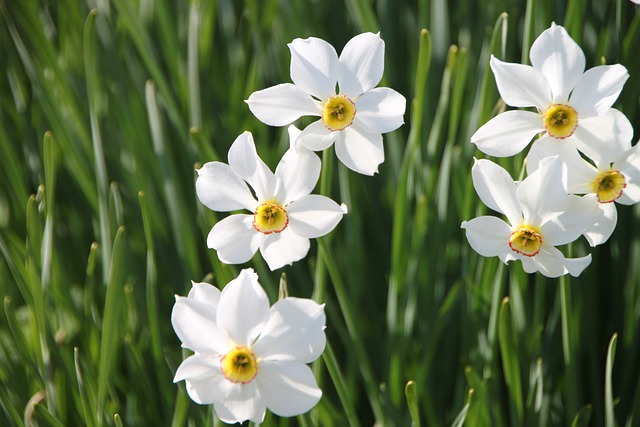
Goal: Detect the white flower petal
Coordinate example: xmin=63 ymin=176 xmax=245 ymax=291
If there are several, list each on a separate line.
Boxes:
xmin=217 ymin=269 xmax=270 ymax=346
xmin=461 ymin=216 xmax=512 ymax=258
xmin=289 ymin=37 xmax=340 ymax=101
xmin=246 ymin=83 xmax=321 ymax=126
xmin=253 ymin=298 xmax=326 ymax=363
xmin=534 ymin=246 xmax=591 ymax=278
xmin=296 ymin=120 xmax=338 ymax=151
xmin=572 ymin=109 xmax=633 ymax=165
xmin=530 ymin=24 xmax=585 ymax=102
xmin=275 ymin=145 xmax=321 ymax=205
xmin=183 ymin=365 xmax=235 ymax=405
xmin=259 ymin=228 xmax=311 ymax=270
xmin=541 ymin=194 xmax=602 ymax=246
xmin=171 ymin=296 xmax=228 ymax=354
xmin=471 ymin=159 xmax=522 ymax=225
xmin=617 ymin=147 xmax=640 ymax=204
xmin=583 ymin=201 xmax=617 ymax=246
xmin=257 ymin=361 xmax=322 ymax=417
xmin=526 ymin=136 xmax=597 ymax=194
xmin=174 ymin=353 xmax=217 ymax=382
xmin=338 ymin=32 xmax=385 ymax=97
xmin=228 ymin=132 xmax=277 ymax=202
xmin=335 ymin=123 xmax=384 ymax=175
xmin=187 ymin=281 xmax=221 ymax=305
xmin=532 ymin=246 xmax=575 ymax=278
xmin=569 ymin=64 xmax=629 ymax=117
xmin=213 ymin=382 xmax=265 ymax=423
xmin=207 ymin=214 xmax=261 ymax=265
xmin=287 ymin=195 xmax=347 ymax=238
xmin=470 ymin=110 xmax=542 ymax=157
xmin=355 ymin=87 xmax=406 ymax=134
xmin=196 ymin=162 xmax=257 ymax=212
xmin=517 ymin=156 xmax=568 ymax=225
xmin=489 ymin=56 xmax=552 ymax=109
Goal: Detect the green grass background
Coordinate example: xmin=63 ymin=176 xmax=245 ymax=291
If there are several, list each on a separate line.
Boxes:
xmin=1 ymin=0 xmax=640 ymax=425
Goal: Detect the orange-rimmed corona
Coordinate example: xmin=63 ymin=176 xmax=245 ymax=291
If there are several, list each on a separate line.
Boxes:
xmin=592 ymin=170 xmax=626 ymax=203
xmin=543 ymin=104 xmax=578 ymax=139
xmin=253 ymin=202 xmax=288 ymax=234
xmin=321 ymin=95 xmax=356 ymax=131
xmin=509 ymin=226 xmax=543 ymax=257
xmin=220 ymin=346 xmax=258 ymax=384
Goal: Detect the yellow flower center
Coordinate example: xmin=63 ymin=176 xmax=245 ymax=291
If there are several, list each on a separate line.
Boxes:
xmin=592 ymin=170 xmax=626 ymax=203
xmin=321 ymin=95 xmax=356 ymax=131
xmin=542 ymin=104 xmax=578 ymax=139
xmin=509 ymin=226 xmax=543 ymax=257
xmin=220 ymin=346 xmax=258 ymax=384
xmin=253 ymin=202 xmax=288 ymax=234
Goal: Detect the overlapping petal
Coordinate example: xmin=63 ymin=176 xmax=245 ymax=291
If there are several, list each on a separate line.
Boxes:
xmin=583 ymin=200 xmax=617 ymax=246
xmin=517 ymin=156 xmax=567 ymax=225
xmin=187 ymin=281 xmax=221 ymax=304
xmin=471 ymin=159 xmax=522 ymax=225
xmin=213 ymin=382 xmax=265 ymax=424
xmin=289 ymin=37 xmax=339 ymax=101
xmin=217 ymin=269 xmax=270 ymax=346
xmin=228 ymin=132 xmax=277 ymax=202
xmin=275 ymin=142 xmax=321 ymax=205
xmin=171 ymin=297 xmax=228 ymax=354
xmin=470 ymin=110 xmax=542 ymax=157
xmin=540 ymin=194 xmax=602 ymax=246
xmin=461 ymin=216 xmax=512 ymax=257
xmin=490 ymin=56 xmax=551 ymax=109
xmin=257 ymin=361 xmax=322 ymax=417
xmin=338 ymin=32 xmax=385 ymax=97
xmin=195 ymin=162 xmax=257 ymax=212
xmin=526 ymin=137 xmax=596 ymax=194
xmin=259 ymin=229 xmax=311 ymax=270
xmin=207 ymin=214 xmax=261 ymax=264
xmin=296 ymin=120 xmax=338 ymax=151
xmin=355 ymin=87 xmax=406 ymax=134
xmin=335 ymin=122 xmax=384 ymax=175
xmin=253 ymin=298 xmax=326 ymax=363
xmin=572 ymin=109 xmax=633 ymax=164
xmin=287 ymin=195 xmax=347 ymax=239
xmin=569 ymin=64 xmax=629 ymax=117
xmin=246 ymin=83 xmax=321 ymax=126
xmin=530 ymin=24 xmax=585 ymax=102
xmin=183 ymin=368 xmax=235 ymax=405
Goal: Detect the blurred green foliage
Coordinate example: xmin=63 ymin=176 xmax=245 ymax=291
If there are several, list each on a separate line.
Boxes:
xmin=1 ymin=0 xmax=640 ymax=425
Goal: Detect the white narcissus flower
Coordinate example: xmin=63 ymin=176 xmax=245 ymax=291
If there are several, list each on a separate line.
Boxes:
xmin=196 ymin=127 xmax=347 ymax=270
xmin=172 ymin=269 xmax=326 ymax=424
xmin=471 ymin=23 xmax=632 ymax=164
xmin=461 ymin=157 xmax=603 ymax=278
xmin=246 ymin=32 xmax=406 ymax=175
xmin=527 ymin=137 xmax=640 ymax=246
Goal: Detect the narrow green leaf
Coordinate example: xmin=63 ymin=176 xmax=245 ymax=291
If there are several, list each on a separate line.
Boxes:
xmin=97 ymin=226 xmax=126 ymax=424
xmin=498 ymin=297 xmax=523 ymax=424
xmin=405 ymin=380 xmax=421 ymax=427
xmin=74 ymin=347 xmax=97 ymax=427
xmin=570 ymin=405 xmax=593 ymax=427
xmin=605 ymin=333 xmax=618 ymax=427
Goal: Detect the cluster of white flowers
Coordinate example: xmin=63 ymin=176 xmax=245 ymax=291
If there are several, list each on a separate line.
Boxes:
xmin=173 ymin=33 xmax=406 ymax=423
xmin=463 ymin=23 xmax=640 ymax=278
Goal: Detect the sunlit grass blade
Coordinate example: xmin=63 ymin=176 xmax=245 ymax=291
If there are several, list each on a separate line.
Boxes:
xmin=605 ymin=333 xmax=618 ymax=427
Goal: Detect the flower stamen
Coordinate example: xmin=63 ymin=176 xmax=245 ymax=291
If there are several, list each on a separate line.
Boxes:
xmin=543 ymin=104 xmax=578 ymax=139
xmin=593 ymin=170 xmax=626 ymax=203
xmin=220 ymin=346 xmax=258 ymax=384
xmin=253 ymin=202 xmax=288 ymax=234
xmin=322 ymin=95 xmax=356 ymax=131
xmin=509 ymin=226 xmax=543 ymax=257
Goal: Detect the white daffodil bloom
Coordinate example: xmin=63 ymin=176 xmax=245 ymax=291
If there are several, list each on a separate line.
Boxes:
xmin=461 ymin=157 xmax=602 ymax=278
xmin=246 ymin=32 xmax=406 ymax=175
xmin=527 ymin=137 xmax=640 ymax=246
xmin=471 ymin=23 xmax=632 ymax=163
xmin=172 ymin=269 xmax=326 ymax=424
xmin=196 ymin=127 xmax=347 ymax=270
